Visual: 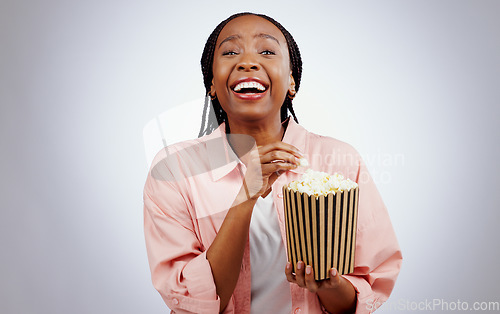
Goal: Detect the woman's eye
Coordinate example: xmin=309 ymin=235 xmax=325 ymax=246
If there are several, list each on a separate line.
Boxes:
xmin=222 ymin=51 xmax=237 ymax=56
xmin=261 ymin=50 xmax=276 ymax=55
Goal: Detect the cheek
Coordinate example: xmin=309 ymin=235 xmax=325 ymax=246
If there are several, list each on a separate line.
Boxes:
xmin=212 ymin=61 xmax=231 ymax=90
xmin=276 ymin=58 xmax=291 ymax=84
xmin=271 ymin=67 xmax=291 ymax=92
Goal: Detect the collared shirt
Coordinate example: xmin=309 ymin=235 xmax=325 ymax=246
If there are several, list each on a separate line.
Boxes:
xmin=143 ymin=118 xmax=402 ymax=314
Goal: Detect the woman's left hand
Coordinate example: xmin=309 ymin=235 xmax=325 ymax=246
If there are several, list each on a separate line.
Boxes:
xmin=284 ymin=261 xmax=342 ymax=293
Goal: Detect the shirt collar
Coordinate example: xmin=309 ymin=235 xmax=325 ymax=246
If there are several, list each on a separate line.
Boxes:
xmin=203 ymin=123 xmax=240 ymax=182
xmin=281 ymin=117 xmax=307 ymax=175
xmin=205 ymin=117 xmax=308 ymax=181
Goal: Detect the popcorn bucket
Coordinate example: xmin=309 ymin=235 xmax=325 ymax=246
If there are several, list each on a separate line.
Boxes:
xmin=282 ymin=186 xmax=359 ymax=280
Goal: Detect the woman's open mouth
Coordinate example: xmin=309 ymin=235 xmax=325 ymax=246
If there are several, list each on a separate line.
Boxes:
xmin=230 ymin=79 xmax=268 ymax=100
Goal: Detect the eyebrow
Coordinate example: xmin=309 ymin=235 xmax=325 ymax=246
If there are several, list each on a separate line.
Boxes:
xmin=218 ymin=33 xmax=281 ymax=48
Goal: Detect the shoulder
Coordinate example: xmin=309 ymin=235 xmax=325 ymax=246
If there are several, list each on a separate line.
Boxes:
xmin=150 ymin=138 xmax=203 ymax=168
xmin=151 ymin=119 xmax=228 ymax=167
xmin=287 ymin=119 xmax=360 ymax=158
xmin=300 ymin=127 xmax=362 ymax=180
xmin=305 ymin=128 xmax=361 ymax=160
xmin=148 ymin=134 xmax=214 ymax=184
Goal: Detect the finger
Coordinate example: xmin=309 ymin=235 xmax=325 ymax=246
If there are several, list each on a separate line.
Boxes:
xmin=327 ymin=268 xmax=341 ymax=289
xmin=261 ymin=162 xmax=298 ymax=177
xmin=295 ymin=261 xmax=306 ymax=288
xmin=261 ymin=163 xmax=297 ymax=187
xmin=260 ymin=150 xmax=300 ymax=165
xmin=304 ymin=265 xmax=319 ymax=293
xmin=257 ymin=142 xmax=303 ymax=159
xmin=265 ymin=164 xmax=297 ymax=188
xmin=285 ymin=262 xmax=296 ymax=283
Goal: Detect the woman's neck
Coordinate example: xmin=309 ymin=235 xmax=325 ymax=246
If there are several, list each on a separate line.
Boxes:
xmin=225 ymin=116 xmax=285 ymax=159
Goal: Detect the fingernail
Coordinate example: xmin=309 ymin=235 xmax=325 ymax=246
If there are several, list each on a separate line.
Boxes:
xmin=306 ymin=266 xmax=312 ymax=274
xmin=331 ymin=268 xmax=337 ymax=277
xmin=297 ymin=262 xmax=303 ymax=270
xmin=286 ymin=262 xmax=291 ymax=270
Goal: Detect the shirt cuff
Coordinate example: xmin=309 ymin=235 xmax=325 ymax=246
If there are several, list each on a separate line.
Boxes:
xmin=341 ymin=275 xmax=376 ymax=314
xmin=163 ymin=251 xmax=221 ymax=313
xmin=182 ymin=251 xmax=218 ymax=299
xmin=163 ymin=294 xmax=221 ymax=313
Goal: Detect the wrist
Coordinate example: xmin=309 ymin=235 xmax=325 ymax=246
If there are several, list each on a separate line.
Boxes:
xmin=316 ymin=274 xmax=345 ymax=292
xmin=316 ymin=275 xmax=357 ymax=314
xmin=233 ymin=187 xmax=259 ymax=207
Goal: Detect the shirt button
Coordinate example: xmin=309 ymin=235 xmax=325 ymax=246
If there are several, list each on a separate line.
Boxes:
xmin=294 ymin=307 xmax=301 ymax=314
xmin=172 ymin=298 xmax=179 ymax=305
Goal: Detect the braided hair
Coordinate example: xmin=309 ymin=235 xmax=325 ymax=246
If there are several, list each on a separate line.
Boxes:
xmin=198 ymin=12 xmax=303 ymax=137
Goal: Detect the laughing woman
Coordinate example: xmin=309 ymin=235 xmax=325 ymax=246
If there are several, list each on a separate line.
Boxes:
xmin=143 ymin=12 xmax=402 ymax=314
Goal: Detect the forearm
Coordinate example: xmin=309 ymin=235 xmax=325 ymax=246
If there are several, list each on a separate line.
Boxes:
xmin=206 ymin=190 xmax=257 ymax=312
xmin=317 ymin=276 xmax=357 ymax=314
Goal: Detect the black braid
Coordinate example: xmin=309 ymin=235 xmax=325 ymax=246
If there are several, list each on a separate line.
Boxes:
xmin=198 ymin=12 xmax=302 ymax=137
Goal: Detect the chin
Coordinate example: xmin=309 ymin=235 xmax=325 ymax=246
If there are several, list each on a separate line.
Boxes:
xmin=230 ymin=110 xmax=278 ymax=124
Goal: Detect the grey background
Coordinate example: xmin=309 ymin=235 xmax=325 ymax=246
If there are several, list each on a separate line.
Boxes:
xmin=1 ymin=0 xmax=499 ymax=313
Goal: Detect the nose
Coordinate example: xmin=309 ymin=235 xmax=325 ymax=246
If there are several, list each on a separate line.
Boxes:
xmin=237 ymin=53 xmax=260 ymax=71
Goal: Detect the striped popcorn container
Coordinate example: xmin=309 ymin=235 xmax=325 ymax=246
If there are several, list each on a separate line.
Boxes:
xmin=282 ymin=185 xmax=359 ymax=280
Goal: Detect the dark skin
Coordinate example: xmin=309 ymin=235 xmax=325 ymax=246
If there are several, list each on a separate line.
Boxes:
xmin=205 ymin=15 xmax=356 ymax=313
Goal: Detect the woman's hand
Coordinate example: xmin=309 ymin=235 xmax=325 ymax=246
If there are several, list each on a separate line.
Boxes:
xmin=285 ymin=261 xmax=342 ymax=293
xmin=285 ymin=261 xmax=357 ymax=313
xmin=241 ymin=142 xmax=303 ymax=199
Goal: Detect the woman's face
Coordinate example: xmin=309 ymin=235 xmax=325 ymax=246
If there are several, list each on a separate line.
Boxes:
xmin=211 ymin=15 xmax=294 ymax=125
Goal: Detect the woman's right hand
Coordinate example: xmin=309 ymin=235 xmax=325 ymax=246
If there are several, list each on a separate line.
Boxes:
xmin=240 ymin=142 xmax=303 ymax=200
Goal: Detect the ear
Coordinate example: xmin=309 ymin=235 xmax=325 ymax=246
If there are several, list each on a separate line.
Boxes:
xmin=288 ymin=72 xmax=296 ymax=94
xmin=210 ymin=78 xmax=216 ymax=97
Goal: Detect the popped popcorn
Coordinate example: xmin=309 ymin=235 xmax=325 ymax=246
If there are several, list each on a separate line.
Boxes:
xmin=287 ymin=169 xmax=358 ymax=196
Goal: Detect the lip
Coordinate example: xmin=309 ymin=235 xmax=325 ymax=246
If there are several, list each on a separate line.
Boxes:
xmin=230 ymin=77 xmax=269 ymax=101
xmin=232 ymin=89 xmax=267 ymax=100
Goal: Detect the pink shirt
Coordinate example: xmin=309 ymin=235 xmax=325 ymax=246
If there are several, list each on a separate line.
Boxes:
xmin=143 ymin=118 xmax=402 ymax=313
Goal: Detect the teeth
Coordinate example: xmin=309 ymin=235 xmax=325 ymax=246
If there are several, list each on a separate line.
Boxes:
xmin=233 ymin=81 xmax=266 ymax=92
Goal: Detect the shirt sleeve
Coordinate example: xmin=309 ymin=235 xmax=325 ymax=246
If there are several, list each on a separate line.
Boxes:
xmin=341 ymin=156 xmax=403 ymax=314
xmin=143 ymin=167 xmax=221 ymax=313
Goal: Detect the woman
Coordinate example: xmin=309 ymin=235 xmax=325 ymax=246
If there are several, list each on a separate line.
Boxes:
xmin=144 ymin=12 xmax=402 ymax=314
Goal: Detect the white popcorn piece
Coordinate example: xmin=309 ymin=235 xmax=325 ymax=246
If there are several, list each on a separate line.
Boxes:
xmin=298 ymin=157 xmax=309 ymax=167
xmin=287 ymin=169 xmax=358 ymax=196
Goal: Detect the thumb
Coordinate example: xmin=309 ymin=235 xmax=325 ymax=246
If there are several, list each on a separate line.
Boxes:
xmin=328 ymin=268 xmax=341 ymax=288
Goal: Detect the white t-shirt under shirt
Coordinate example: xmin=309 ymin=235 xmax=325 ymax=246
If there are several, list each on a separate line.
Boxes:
xmin=249 ymin=192 xmax=292 ymax=314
